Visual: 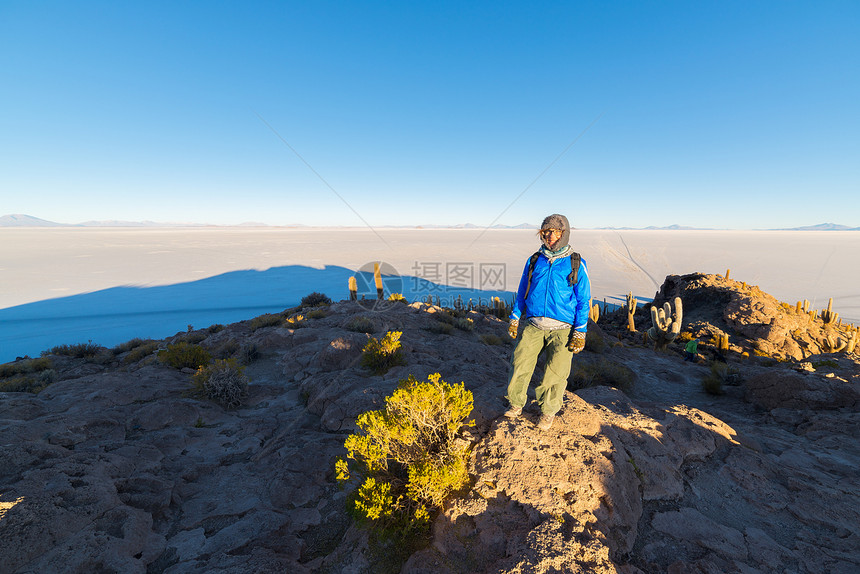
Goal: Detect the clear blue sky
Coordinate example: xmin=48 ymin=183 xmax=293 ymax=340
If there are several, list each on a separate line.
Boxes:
xmin=1 ymin=1 xmax=858 ymax=229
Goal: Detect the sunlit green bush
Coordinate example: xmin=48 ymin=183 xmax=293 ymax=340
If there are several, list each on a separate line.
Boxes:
xmin=361 ymin=331 xmax=406 ymax=374
xmin=336 ymin=373 xmax=473 ymax=531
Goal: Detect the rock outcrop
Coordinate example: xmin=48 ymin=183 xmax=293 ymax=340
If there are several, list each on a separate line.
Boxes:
xmin=1 ymin=287 xmax=858 ymax=573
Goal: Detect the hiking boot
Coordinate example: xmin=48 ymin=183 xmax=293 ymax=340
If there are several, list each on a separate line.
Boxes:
xmin=503 ymin=406 xmax=523 ymax=418
xmin=537 ymin=414 xmax=555 ymax=430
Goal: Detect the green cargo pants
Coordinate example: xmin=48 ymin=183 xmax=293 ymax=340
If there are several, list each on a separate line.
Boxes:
xmin=505 ymin=323 xmax=574 ymax=416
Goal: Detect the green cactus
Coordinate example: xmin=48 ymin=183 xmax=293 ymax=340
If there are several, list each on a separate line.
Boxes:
xmin=821 ymin=297 xmax=839 ymax=325
xmin=626 ymin=291 xmax=638 ymax=332
xmin=647 ymin=297 xmax=683 ymax=351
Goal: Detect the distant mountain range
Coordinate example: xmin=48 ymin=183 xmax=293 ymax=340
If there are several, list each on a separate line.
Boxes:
xmin=1 ymin=214 xmax=857 ymax=231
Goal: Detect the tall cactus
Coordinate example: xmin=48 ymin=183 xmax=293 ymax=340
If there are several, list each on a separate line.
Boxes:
xmin=823 ymin=335 xmax=847 ymax=353
xmin=589 ymin=300 xmax=600 ymax=323
xmin=626 ymin=291 xmax=638 ymax=332
xmin=718 ymin=333 xmax=729 ymax=353
xmin=821 ymin=297 xmax=838 ymax=325
xmin=647 ymin=297 xmax=683 ymax=351
xmin=847 ymin=331 xmax=858 ymax=354
xmin=373 ymin=263 xmax=384 ymax=300
xmin=349 ymin=276 xmax=358 ymax=301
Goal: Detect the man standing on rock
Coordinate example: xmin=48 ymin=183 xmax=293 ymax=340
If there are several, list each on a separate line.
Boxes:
xmin=504 ymin=214 xmax=591 ymax=430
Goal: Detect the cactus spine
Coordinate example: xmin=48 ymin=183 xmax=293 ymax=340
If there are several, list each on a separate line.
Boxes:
xmin=626 ymin=291 xmax=638 ymax=332
xmin=647 ymin=297 xmax=683 ymax=351
xmin=821 ymin=297 xmax=838 ymax=325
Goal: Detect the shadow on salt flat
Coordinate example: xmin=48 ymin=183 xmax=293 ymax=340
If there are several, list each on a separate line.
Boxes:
xmin=0 ymin=265 xmax=512 ymax=363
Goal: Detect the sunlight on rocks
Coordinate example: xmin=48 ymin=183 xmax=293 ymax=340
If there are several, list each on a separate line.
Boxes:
xmin=0 ymin=496 xmax=24 ymax=522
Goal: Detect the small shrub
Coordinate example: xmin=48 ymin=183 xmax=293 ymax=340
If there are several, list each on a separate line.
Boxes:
xmin=301 ymin=292 xmax=332 ymax=307
xmin=678 ymin=331 xmax=694 ymax=343
xmin=306 ymin=309 xmax=327 ymax=320
xmin=454 ymin=318 xmax=474 ymax=332
xmin=479 ymin=334 xmax=504 ymax=346
xmin=569 ymin=358 xmax=635 ymax=391
xmin=182 ymin=331 xmax=208 ymax=344
xmin=112 ymin=338 xmax=149 ymax=355
xmin=251 ymin=313 xmax=284 ymax=330
xmin=192 ymin=359 xmax=249 ymax=408
xmin=158 ymin=342 xmax=212 ymax=370
xmin=49 ymin=341 xmax=102 ymax=359
xmin=0 ymin=375 xmax=35 ymax=393
xmin=124 ymin=341 xmax=160 ymax=364
xmin=38 ymin=369 xmax=57 ymax=386
xmin=285 ymin=314 xmax=306 ymax=328
xmin=239 ymin=343 xmax=260 ymax=365
xmin=0 ymin=357 xmax=53 ymax=378
xmin=813 ymin=359 xmax=839 ymax=369
xmin=213 ymin=339 xmax=240 ymax=359
xmin=388 ymin=293 xmax=408 ymax=303
xmin=336 ymin=373 xmax=473 ymax=531
xmin=0 ymin=363 xmax=55 ymax=393
xmin=426 ymin=322 xmax=454 ymax=335
xmin=434 ymin=311 xmax=455 ymax=325
xmin=361 ymin=331 xmax=406 ymax=374
xmin=345 ymin=316 xmax=376 ymax=334
xmin=701 ymin=361 xmax=739 ymax=395
xmin=207 ymin=324 xmax=225 ymax=333
xmin=585 ymin=331 xmax=606 ymax=353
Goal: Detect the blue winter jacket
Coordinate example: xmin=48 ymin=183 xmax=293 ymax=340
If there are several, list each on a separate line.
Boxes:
xmin=510 ymin=252 xmax=591 ymax=332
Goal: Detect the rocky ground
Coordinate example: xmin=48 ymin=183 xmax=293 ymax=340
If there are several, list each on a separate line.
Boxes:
xmin=1 ymin=275 xmax=858 ymax=573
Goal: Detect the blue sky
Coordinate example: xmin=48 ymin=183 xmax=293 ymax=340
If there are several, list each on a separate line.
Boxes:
xmin=1 ymin=1 xmax=858 ymax=229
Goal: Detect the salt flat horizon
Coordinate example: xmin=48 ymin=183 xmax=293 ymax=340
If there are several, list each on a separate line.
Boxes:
xmin=1 ymin=227 xmax=858 ymax=363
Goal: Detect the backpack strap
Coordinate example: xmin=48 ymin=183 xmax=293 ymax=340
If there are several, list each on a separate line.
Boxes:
xmin=569 ymin=252 xmax=581 ymax=287
xmin=523 ymin=251 xmax=541 ymax=298
xmin=524 ymin=251 xmax=582 ymax=299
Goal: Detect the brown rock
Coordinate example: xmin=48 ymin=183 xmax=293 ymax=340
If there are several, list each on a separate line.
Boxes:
xmin=745 ymin=370 xmax=859 ymax=410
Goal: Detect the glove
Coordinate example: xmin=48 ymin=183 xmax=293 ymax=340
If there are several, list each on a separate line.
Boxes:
xmin=567 ymin=330 xmax=586 ymax=353
xmin=508 ymin=319 xmax=519 ymax=339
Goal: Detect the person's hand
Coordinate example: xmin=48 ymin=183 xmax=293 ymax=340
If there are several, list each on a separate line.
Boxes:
xmin=567 ymin=330 xmax=586 ymax=353
xmin=508 ymin=319 xmax=519 ymax=339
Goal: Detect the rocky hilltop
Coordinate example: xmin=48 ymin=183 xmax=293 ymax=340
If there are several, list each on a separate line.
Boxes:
xmin=0 ymin=274 xmax=858 ymax=573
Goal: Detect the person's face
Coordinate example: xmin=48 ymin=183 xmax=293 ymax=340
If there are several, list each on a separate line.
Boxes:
xmin=541 ymin=228 xmax=563 ymax=250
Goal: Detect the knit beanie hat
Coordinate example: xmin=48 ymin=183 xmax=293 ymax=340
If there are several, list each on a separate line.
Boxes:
xmin=540 ymin=214 xmax=570 ymax=250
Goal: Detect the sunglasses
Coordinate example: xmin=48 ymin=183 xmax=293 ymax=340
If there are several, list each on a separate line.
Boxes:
xmin=540 ymin=228 xmax=563 ymax=237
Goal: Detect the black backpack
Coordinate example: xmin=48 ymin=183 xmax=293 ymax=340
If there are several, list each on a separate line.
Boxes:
xmin=524 ymin=251 xmax=581 ymax=298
